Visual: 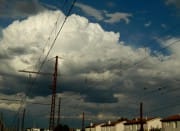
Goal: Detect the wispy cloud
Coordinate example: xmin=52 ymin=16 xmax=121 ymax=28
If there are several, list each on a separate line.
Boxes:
xmin=75 ymin=2 xmax=132 ymax=24
xmin=106 ymin=2 xmax=116 ymax=8
xmin=161 ymin=24 xmax=167 ymax=29
xmin=105 ymin=12 xmax=132 ymax=24
xmin=165 ymin=0 xmax=180 ymax=8
xmin=75 ymin=3 xmax=104 ymax=21
xmin=144 ymin=21 xmax=152 ymax=27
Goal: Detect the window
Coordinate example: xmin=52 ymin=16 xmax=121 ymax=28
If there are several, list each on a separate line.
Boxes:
xmin=173 ymin=122 xmax=178 ymax=128
xmin=130 ymin=125 xmax=132 ymax=130
xmin=166 ymin=122 xmax=170 ymax=127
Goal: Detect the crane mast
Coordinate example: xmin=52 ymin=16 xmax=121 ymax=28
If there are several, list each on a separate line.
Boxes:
xmin=49 ymin=56 xmax=58 ymax=130
xmin=19 ymin=56 xmax=59 ymax=130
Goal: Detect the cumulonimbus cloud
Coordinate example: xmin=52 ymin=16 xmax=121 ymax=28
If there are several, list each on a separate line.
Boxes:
xmin=0 ymin=10 xmax=179 ymax=124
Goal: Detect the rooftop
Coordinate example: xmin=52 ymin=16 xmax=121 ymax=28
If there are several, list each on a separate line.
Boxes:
xmin=161 ymin=114 xmax=180 ymax=122
xmin=124 ymin=117 xmax=157 ymax=125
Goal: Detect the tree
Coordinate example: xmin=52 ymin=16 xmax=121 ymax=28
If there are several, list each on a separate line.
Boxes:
xmin=54 ymin=124 xmax=69 ymax=131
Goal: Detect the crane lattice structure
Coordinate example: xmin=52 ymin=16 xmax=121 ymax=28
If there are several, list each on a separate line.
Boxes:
xmin=49 ymin=56 xmax=58 ymax=130
xmin=19 ymin=56 xmax=59 ymax=130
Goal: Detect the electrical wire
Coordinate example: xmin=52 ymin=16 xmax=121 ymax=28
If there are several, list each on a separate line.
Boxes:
xmin=41 ymin=0 xmax=77 ymax=68
xmin=25 ymin=0 xmax=77 ymax=93
xmin=19 ymin=0 xmax=77 ymax=113
xmin=2 ymin=0 xmax=180 ymax=126
xmin=23 ymin=1 xmax=77 ymax=126
xmin=114 ymin=38 xmax=180 ymax=98
xmin=10 ymin=1 xmax=77 ymax=127
xmin=145 ymin=99 xmax=180 ymax=115
xmin=130 ymin=39 xmax=180 ymax=70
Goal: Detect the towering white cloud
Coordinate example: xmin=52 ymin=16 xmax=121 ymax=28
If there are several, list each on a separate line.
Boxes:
xmin=0 ymin=10 xmax=180 ymax=126
xmin=0 ymin=10 xmax=180 ymax=95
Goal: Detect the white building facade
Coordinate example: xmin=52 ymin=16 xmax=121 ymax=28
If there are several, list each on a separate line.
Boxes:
xmin=26 ymin=128 xmax=50 ymax=131
xmin=85 ymin=123 xmax=104 ymax=131
xmin=124 ymin=117 xmax=161 ymax=131
xmin=101 ymin=121 xmax=115 ymax=131
xmin=114 ymin=120 xmax=127 ymax=131
xmin=101 ymin=119 xmax=127 ymax=131
xmin=161 ymin=114 xmax=180 ymax=131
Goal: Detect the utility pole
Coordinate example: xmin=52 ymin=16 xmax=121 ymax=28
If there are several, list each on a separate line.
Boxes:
xmin=0 ymin=112 xmax=4 ymax=131
xmin=49 ymin=56 xmax=58 ymax=130
xmin=81 ymin=112 xmax=85 ymax=131
xmin=140 ymin=102 xmax=144 ymax=131
xmin=17 ymin=114 xmax=20 ymax=131
xmin=21 ymin=108 xmax=26 ymax=131
xmin=57 ymin=97 xmax=61 ymax=125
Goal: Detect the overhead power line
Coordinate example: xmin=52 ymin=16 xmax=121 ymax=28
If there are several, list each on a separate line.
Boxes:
xmin=15 ymin=0 xmax=77 ymax=128
xmin=20 ymin=0 xmax=77 ymax=101
xmin=145 ymin=99 xmax=180 ymax=115
xmin=42 ymin=0 xmax=77 ymax=66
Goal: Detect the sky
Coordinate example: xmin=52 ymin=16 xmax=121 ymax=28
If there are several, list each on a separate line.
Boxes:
xmin=0 ymin=0 xmax=180 ymax=129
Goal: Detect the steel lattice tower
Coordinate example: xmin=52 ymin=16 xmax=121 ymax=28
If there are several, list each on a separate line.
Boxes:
xmin=49 ymin=56 xmax=58 ymax=130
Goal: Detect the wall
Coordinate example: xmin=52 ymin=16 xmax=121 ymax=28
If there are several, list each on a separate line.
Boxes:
xmin=162 ymin=121 xmax=180 ymax=131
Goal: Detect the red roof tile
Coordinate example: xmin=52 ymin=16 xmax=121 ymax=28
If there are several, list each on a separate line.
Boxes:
xmin=101 ymin=119 xmax=127 ymax=127
xmin=124 ymin=117 xmax=155 ymax=125
xmin=86 ymin=123 xmax=104 ymax=128
xmin=161 ymin=114 xmax=180 ymax=122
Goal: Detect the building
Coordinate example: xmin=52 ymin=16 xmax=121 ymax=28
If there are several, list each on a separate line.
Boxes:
xmin=85 ymin=122 xmax=104 ymax=131
xmin=101 ymin=119 xmax=127 ymax=131
xmin=124 ymin=117 xmax=161 ymax=131
xmin=101 ymin=121 xmax=114 ymax=131
xmin=161 ymin=114 xmax=180 ymax=131
xmin=26 ymin=128 xmax=50 ymax=131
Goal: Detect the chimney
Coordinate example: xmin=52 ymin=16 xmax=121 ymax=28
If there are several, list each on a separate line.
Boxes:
xmin=108 ymin=120 xmax=111 ymax=125
xmin=90 ymin=122 xmax=93 ymax=127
